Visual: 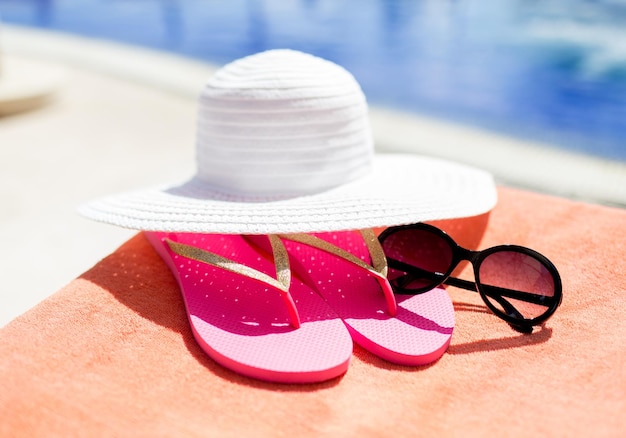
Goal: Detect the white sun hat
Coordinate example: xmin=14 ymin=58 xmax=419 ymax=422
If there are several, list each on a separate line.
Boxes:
xmin=79 ymin=49 xmax=497 ymax=234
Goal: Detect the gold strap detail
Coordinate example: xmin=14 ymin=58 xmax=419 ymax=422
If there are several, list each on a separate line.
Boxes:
xmin=166 ymin=238 xmax=290 ymax=293
xmin=359 ymin=229 xmax=389 ymax=278
xmin=278 ymin=230 xmax=388 ymax=279
xmin=277 ymin=230 xmax=397 ymax=316
xmin=268 ymin=234 xmax=291 ymax=292
xmin=164 ymin=236 xmax=301 ymax=328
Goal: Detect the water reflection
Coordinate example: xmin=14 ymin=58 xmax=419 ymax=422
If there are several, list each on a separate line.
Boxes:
xmin=1 ymin=0 xmax=624 ymax=161
xmin=246 ymin=0 xmax=268 ymax=54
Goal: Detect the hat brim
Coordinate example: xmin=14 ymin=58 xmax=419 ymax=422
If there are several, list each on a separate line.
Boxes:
xmin=0 ymin=57 xmax=64 ymax=116
xmin=78 ymin=154 xmax=497 ymax=234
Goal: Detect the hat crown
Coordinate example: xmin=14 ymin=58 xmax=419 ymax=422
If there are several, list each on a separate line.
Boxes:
xmin=195 ymin=49 xmax=374 ymax=200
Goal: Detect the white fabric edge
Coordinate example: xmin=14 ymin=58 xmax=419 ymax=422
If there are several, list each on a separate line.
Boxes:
xmin=78 ymin=153 xmax=498 ymax=234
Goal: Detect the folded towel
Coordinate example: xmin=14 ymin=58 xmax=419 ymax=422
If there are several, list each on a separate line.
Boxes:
xmin=0 ymin=187 xmax=624 ymax=437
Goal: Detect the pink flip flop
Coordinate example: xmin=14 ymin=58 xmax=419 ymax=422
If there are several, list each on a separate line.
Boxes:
xmin=145 ymin=231 xmax=353 ymax=383
xmin=249 ymin=230 xmax=455 ymax=366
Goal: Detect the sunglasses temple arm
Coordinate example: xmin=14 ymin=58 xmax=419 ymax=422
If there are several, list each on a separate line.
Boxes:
xmin=447 ymin=278 xmax=523 ymax=317
xmin=439 ymin=275 xmax=474 ymax=291
xmin=448 ymin=276 xmax=536 ymax=332
xmin=388 ymin=259 xmax=528 ymax=319
xmin=387 ymin=258 xmax=475 ymax=291
xmin=439 ymin=276 xmax=519 ymax=315
xmin=387 ymin=257 xmax=551 ymax=308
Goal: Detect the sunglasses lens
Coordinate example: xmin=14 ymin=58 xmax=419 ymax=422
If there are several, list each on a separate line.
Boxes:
xmin=381 ymin=227 xmax=453 ymax=292
xmin=478 ymin=250 xmax=556 ymax=321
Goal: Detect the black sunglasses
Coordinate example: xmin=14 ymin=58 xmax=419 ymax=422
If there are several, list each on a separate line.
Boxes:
xmin=378 ymin=223 xmax=563 ymax=333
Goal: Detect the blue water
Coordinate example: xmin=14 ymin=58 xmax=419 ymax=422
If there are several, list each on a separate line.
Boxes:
xmin=2 ymin=0 xmax=626 ymax=161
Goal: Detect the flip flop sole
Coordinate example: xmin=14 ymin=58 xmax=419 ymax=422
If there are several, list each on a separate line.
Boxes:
xmin=146 ymin=232 xmax=353 ymax=383
xmin=283 ymin=231 xmax=454 ymax=366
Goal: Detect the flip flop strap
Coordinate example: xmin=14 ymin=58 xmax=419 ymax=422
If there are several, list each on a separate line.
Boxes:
xmin=278 ymin=230 xmax=397 ymax=316
xmin=165 ymin=236 xmax=301 ymax=328
xmin=359 ymin=228 xmax=389 ymax=278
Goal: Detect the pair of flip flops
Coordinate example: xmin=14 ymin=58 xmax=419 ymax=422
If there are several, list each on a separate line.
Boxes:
xmin=146 ymin=229 xmax=455 ymax=384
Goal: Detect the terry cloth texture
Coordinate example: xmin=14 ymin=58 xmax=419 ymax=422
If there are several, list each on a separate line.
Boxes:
xmin=0 ymin=187 xmax=624 ymax=437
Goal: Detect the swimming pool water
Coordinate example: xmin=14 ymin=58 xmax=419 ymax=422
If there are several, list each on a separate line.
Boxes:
xmin=2 ymin=0 xmax=625 ymax=161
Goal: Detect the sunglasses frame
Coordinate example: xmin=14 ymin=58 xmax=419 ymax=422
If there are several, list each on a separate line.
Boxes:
xmin=378 ymin=223 xmax=563 ymax=333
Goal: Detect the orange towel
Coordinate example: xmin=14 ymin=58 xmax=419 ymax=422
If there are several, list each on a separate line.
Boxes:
xmin=1 ymin=187 xmax=624 ymax=437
